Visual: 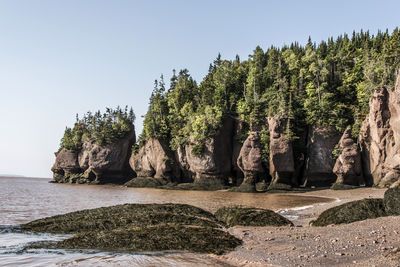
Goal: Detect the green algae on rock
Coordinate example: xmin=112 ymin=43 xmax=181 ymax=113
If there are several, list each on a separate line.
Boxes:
xmin=124 ymin=177 xmax=169 ymax=188
xmin=21 ymin=203 xmax=242 ymax=255
xmin=311 ymin=198 xmax=387 ymax=226
xmin=214 ymin=206 xmax=293 ymax=227
xmin=53 ymin=224 xmax=241 ymax=255
xmin=330 ymin=183 xmax=361 ymax=190
xmin=21 ymin=203 xmax=222 ymax=234
xmin=384 ymin=186 xmax=400 ymax=215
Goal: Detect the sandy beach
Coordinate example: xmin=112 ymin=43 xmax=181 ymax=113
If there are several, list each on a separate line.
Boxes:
xmin=213 ymin=188 xmax=400 ymax=266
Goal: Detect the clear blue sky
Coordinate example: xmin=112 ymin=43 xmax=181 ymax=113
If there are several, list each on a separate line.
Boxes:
xmin=1 ymin=0 xmax=399 ymax=178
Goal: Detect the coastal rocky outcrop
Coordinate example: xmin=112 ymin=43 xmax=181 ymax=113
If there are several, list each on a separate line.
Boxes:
xmin=332 ymin=128 xmax=363 ymax=186
xmin=128 ymin=138 xmax=179 ymax=186
xmin=178 ymin=118 xmax=234 ymax=188
xmin=51 ymin=149 xmax=81 ymax=180
xmin=52 ymin=129 xmax=136 ymax=184
xmin=268 ymin=117 xmax=295 ymax=187
xmin=50 ymin=30 xmax=400 ymax=192
xmin=360 ymin=85 xmax=400 ymax=187
xmin=304 ymin=126 xmax=341 ymax=186
xmin=51 ymin=81 xmax=400 ymax=191
xmin=236 ymin=131 xmax=265 ymax=192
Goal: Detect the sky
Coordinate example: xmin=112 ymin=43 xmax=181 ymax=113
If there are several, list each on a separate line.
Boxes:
xmin=0 ymin=0 xmax=399 ymax=178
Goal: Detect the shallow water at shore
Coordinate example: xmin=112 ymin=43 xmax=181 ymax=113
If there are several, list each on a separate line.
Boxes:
xmin=0 ymin=176 xmax=334 ymax=266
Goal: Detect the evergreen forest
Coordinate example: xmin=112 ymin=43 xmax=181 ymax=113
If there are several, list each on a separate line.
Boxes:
xmin=141 ymin=28 xmax=400 ymax=158
xmin=59 ymin=29 xmax=400 ymax=160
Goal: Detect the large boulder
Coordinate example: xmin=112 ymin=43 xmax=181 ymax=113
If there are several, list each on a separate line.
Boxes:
xmin=304 ymin=126 xmax=341 ymax=186
xmin=51 ymin=149 xmax=81 ymax=182
xmin=311 ymin=198 xmax=386 ymax=226
xmin=236 ymin=131 xmax=265 ymax=192
xmin=268 ymin=117 xmax=295 ymax=186
xmin=179 ymin=118 xmax=234 ymax=188
xmin=215 ymin=206 xmax=293 ymax=227
xmin=333 ymin=128 xmax=363 ymax=186
xmin=129 ymin=138 xmax=179 ymax=181
xmin=383 ymin=185 xmax=400 ymax=215
xmin=360 ymin=85 xmax=400 ymax=187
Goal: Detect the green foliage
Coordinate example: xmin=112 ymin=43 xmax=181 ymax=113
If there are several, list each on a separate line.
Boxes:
xmin=139 ymin=28 xmax=400 ymax=154
xmin=332 ymin=143 xmax=343 ymax=160
xmin=259 ymin=128 xmax=270 ymax=162
xmin=59 ymin=106 xmax=135 ymax=151
xmin=142 ymin=76 xmax=170 ymax=140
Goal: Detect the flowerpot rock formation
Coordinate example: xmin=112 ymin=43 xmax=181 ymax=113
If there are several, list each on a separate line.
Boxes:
xmin=333 ymin=128 xmax=363 ymax=186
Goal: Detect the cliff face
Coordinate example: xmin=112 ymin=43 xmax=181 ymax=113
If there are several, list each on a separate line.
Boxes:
xmin=360 ymin=85 xmax=400 ymax=187
xmin=129 ymin=138 xmax=179 ymax=180
xmin=51 ymin=149 xmax=80 ymax=182
xmin=304 ymin=126 xmax=341 ymax=186
xmin=333 ymin=128 xmax=363 ymax=186
xmin=179 ymin=118 xmax=234 ymax=187
xmin=52 ymin=129 xmax=135 ymax=184
xmin=268 ymin=117 xmax=295 ymax=186
xmin=52 ymin=81 xmax=400 ymax=189
xmin=231 ymin=120 xmax=245 ymax=185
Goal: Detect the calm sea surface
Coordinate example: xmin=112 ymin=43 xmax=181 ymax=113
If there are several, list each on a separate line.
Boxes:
xmin=0 ymin=176 xmax=332 ymax=266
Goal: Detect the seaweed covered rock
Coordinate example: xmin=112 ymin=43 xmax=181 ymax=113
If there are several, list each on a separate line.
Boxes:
xmin=304 ymin=126 xmax=341 ymax=187
xmin=53 ymin=224 xmax=241 ymax=254
xmin=266 ymin=182 xmax=293 ymax=192
xmin=311 ymin=198 xmax=386 ymax=226
xmin=332 ymin=128 xmax=363 ymax=186
xmin=268 ymin=117 xmax=295 ymax=187
xmin=179 ymin=118 xmax=234 ymax=189
xmin=124 ymin=177 xmax=169 ymax=188
xmin=330 ymin=183 xmax=361 ymax=190
xmin=360 ymin=85 xmax=400 ymax=187
xmin=22 ymin=203 xmax=241 ymax=254
xmin=214 ymin=206 xmax=293 ymax=227
xmin=383 ymin=186 xmax=400 ymax=215
xmin=236 ymin=132 xmax=265 ymax=192
xmin=129 ymin=138 xmax=179 ymax=180
xmin=22 ymin=203 xmax=220 ymax=233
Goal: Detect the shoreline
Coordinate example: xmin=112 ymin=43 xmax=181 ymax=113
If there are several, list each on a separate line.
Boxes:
xmin=213 ymin=187 xmax=400 ymax=266
xmin=2 ymin=177 xmax=399 ymax=266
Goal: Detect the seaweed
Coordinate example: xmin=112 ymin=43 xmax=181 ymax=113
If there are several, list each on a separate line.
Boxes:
xmin=20 ymin=203 xmax=242 ymax=255
xmin=384 ymin=186 xmax=400 ymax=215
xmin=311 ymin=198 xmax=387 ymax=226
xmin=22 ymin=203 xmax=222 ymax=234
xmin=330 ymin=183 xmax=361 ymax=190
xmin=124 ymin=177 xmax=169 ymax=188
xmin=52 ymin=224 xmax=241 ymax=255
xmin=214 ymin=206 xmax=293 ymax=227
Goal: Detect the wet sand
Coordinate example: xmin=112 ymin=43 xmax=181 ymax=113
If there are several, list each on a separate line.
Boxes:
xmin=214 ymin=188 xmax=400 ymax=266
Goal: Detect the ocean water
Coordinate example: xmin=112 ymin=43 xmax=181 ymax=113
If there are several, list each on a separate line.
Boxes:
xmin=0 ymin=177 xmax=332 ymax=266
